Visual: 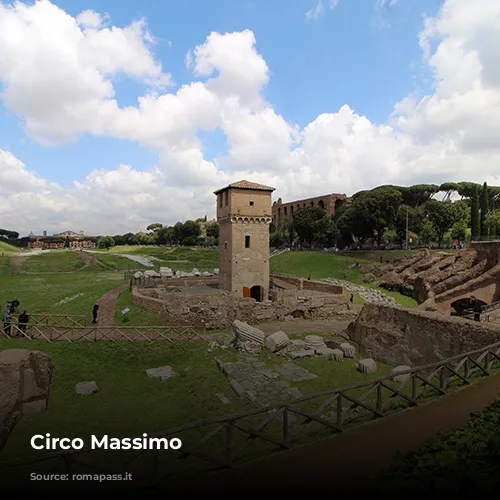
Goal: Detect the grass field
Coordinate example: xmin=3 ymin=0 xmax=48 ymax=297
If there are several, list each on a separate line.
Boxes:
xmin=21 ymin=250 xmax=86 ymax=273
xmin=270 ymin=251 xmax=419 ymax=308
xmin=114 ymin=288 xmax=161 ymax=326
xmin=0 ymin=334 xmax=391 ymax=462
xmin=0 ymin=274 xmax=126 ymax=318
xmin=0 ymin=240 xmax=20 ymax=255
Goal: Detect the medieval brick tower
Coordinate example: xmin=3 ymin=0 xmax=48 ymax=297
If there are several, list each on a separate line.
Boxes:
xmin=214 ymin=180 xmax=275 ymax=301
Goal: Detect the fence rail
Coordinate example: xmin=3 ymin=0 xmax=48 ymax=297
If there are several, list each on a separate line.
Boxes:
xmin=4 ymin=324 xmax=206 ymax=342
xmin=22 ymin=313 xmax=88 ymax=327
xmin=2 ymin=338 xmax=500 ymax=488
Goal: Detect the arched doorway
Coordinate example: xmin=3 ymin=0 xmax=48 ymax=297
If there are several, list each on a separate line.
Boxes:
xmin=250 ymin=285 xmax=264 ymax=302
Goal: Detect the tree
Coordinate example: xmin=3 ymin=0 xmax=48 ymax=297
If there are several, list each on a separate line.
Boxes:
xmin=205 ymin=222 xmax=219 ymax=239
xmin=97 ymin=235 xmax=115 ymax=250
xmin=424 ymin=199 xmax=468 ymax=247
xmin=471 ymin=185 xmax=480 ymax=239
xmin=354 ymin=186 xmax=403 ymax=246
xmin=480 ymin=182 xmax=489 ymax=238
xmin=419 ymin=219 xmax=437 ymax=245
xmin=450 ymin=219 xmax=467 ymax=243
xmin=146 ymin=223 xmax=163 ymax=232
xmin=397 ymin=184 xmax=439 ymax=208
xmin=292 ymin=207 xmax=328 ymax=248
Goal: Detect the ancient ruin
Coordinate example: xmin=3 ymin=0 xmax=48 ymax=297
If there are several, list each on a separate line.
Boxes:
xmin=130 ymin=180 xmax=353 ymax=329
xmin=377 ymin=241 xmax=500 ymax=317
xmin=0 ymin=349 xmax=53 ymax=449
xmin=347 ymin=302 xmax=500 ymax=366
xmin=272 ymin=192 xmax=350 ymax=228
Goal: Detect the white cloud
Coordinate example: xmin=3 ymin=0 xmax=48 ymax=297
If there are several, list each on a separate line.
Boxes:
xmin=0 ymin=0 xmax=499 ymax=235
xmin=305 ymin=0 xmax=339 ymax=21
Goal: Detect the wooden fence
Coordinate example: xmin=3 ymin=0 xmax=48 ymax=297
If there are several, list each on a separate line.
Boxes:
xmin=5 ymin=324 xmax=206 ymax=342
xmin=2 ymin=339 xmax=500 ymax=489
xmin=25 ymin=313 xmax=88 ymax=327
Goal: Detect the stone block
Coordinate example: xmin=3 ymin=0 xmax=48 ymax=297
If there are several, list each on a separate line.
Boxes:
xmin=290 ymin=349 xmax=315 ymax=359
xmin=215 ymin=393 xmax=231 ymax=405
xmin=233 ymin=320 xmax=265 ymax=345
xmin=314 ymin=347 xmax=335 ymax=357
xmin=265 ymin=331 xmax=290 ymax=352
xmin=23 ymin=400 xmax=47 ymax=413
xmin=340 ymin=343 xmax=356 ymax=358
xmin=285 ymin=387 xmax=303 ymax=400
xmin=357 ymin=358 xmax=377 ymax=374
xmin=75 ymin=381 xmax=98 ymax=396
xmin=0 ymin=349 xmax=53 ymax=449
xmin=146 ymin=365 xmax=179 ymax=382
xmin=327 ymin=349 xmax=344 ymax=362
xmin=392 ymin=365 xmax=412 ymax=384
xmin=229 ymin=379 xmax=246 ymax=397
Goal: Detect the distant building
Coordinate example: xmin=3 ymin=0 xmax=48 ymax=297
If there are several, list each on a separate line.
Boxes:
xmin=272 ymin=193 xmax=350 ymax=228
xmin=28 ymin=230 xmax=97 ymax=249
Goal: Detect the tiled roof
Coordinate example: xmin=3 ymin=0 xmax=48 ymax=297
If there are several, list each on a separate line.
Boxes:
xmin=214 ymin=180 xmax=275 ymax=194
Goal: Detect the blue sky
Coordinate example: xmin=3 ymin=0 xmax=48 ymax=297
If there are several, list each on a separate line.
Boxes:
xmin=0 ymin=0 xmax=441 ymax=186
xmin=2 ymin=0 xmax=497 ymax=236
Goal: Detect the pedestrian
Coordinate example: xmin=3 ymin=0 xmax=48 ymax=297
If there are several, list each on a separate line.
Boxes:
xmin=3 ymin=312 xmax=13 ymax=337
xmin=92 ymin=303 xmax=99 ymax=324
xmin=468 ymin=295 xmax=482 ymax=322
xmin=11 ymin=298 xmax=20 ymax=314
xmin=350 ymin=293 xmax=354 ymax=303
xmin=18 ymin=310 xmax=29 ymax=335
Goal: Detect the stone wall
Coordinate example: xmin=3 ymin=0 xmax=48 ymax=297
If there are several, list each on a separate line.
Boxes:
xmin=1 ymin=349 xmax=53 ymax=449
xmin=132 ymin=288 xmax=167 ymax=313
xmin=271 ymin=274 xmax=343 ymax=295
xmin=133 ymin=286 xmax=354 ymax=329
xmin=347 ymin=303 xmax=500 ymax=366
xmin=134 ymin=276 xmax=218 ymax=289
xmin=470 ymin=241 xmax=500 ymax=267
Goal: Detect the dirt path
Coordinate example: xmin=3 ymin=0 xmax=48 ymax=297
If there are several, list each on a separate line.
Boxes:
xmin=188 ymin=371 xmax=500 ymax=493
xmin=93 ymin=284 xmax=128 ymax=326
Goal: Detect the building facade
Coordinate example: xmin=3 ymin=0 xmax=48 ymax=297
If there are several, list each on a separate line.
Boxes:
xmin=214 ymin=180 xmax=275 ymax=302
xmin=27 ymin=230 xmax=97 ymax=249
xmin=272 ymin=193 xmax=349 ymax=228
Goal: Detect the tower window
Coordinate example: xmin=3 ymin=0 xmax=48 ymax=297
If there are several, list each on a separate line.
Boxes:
xmin=245 ymin=235 xmax=250 ymax=248
xmin=249 ymin=201 xmax=254 ymax=206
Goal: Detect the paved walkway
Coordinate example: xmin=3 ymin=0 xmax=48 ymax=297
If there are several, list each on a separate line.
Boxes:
xmin=186 ymin=371 xmax=500 ymax=493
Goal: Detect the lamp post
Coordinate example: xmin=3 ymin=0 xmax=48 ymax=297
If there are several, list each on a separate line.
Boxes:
xmin=405 ymin=205 xmax=409 ymax=250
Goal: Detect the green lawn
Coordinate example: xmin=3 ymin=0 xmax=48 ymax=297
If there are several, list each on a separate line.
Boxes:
xmin=22 ymin=251 xmax=86 ymax=273
xmin=271 ymin=251 xmax=419 ymax=308
xmin=104 ymin=245 xmax=219 ymax=271
xmin=0 ymin=255 xmax=12 ymax=275
xmin=114 ymin=288 xmax=162 ymax=326
xmin=0 ymin=274 xmax=126 ymax=317
xmin=0 ymin=240 xmax=20 ymax=255
xmin=91 ymin=252 xmax=148 ymax=271
xmin=0 ymin=332 xmax=390 ymax=464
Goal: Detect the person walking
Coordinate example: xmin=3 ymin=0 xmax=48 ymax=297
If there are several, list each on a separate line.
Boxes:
xmin=92 ymin=303 xmax=99 ymax=324
xmin=3 ymin=312 xmax=13 ymax=337
xmin=18 ymin=310 xmax=29 ymax=335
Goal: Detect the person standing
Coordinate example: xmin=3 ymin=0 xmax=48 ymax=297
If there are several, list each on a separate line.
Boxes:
xmin=92 ymin=303 xmax=99 ymax=324
xmin=18 ymin=310 xmax=29 ymax=334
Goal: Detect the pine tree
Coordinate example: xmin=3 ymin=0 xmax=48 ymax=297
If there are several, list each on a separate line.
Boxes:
xmin=480 ymin=182 xmax=489 ymax=238
xmin=471 ymin=184 xmax=481 ymax=240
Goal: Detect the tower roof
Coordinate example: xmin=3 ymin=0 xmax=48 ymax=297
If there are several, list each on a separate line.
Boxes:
xmin=214 ymin=180 xmax=275 ymax=195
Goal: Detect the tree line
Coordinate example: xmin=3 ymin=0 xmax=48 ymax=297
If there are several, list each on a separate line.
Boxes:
xmin=1 ymin=181 xmax=497 ymax=251
xmin=270 ymin=181 xmax=498 ymax=249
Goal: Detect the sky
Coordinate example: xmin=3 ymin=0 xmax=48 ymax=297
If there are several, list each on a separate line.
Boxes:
xmin=0 ymin=0 xmax=499 ymax=236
